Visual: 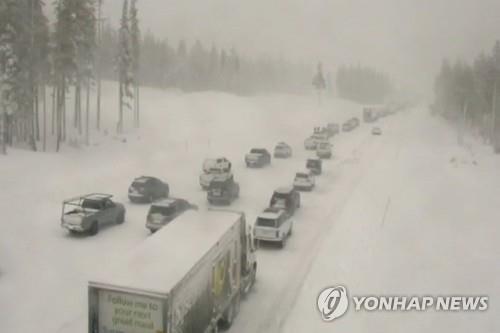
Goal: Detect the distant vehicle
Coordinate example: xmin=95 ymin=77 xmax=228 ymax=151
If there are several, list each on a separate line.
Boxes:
xmin=316 ymin=141 xmax=333 ymax=159
xmin=269 ymin=186 xmax=301 ymax=216
xmin=372 ymin=127 xmax=382 ymax=135
xmin=363 ymin=107 xmax=378 ymax=123
xmin=326 ymin=123 xmax=340 ymax=136
xmin=61 ymin=194 xmax=125 ymax=235
xmin=128 ymin=176 xmax=169 ymax=203
xmin=254 ymin=207 xmax=293 ymax=248
xmin=199 ymin=157 xmax=232 ymax=190
xmin=304 ymin=133 xmax=329 ymax=150
xmin=293 ymin=170 xmax=315 ymax=191
xmin=274 ymin=142 xmax=293 ymax=158
xmin=306 ymin=158 xmax=322 ymax=175
xmin=146 ymin=198 xmax=198 ymax=233
xmin=342 ymin=121 xmax=353 ymax=132
xmin=207 ymin=178 xmax=240 ymax=205
xmin=89 ymin=210 xmax=257 ymax=333
xmin=304 ymin=136 xmax=317 ymax=150
xmin=245 ymin=148 xmax=271 ymax=167
xmin=350 ymin=117 xmax=360 ymax=128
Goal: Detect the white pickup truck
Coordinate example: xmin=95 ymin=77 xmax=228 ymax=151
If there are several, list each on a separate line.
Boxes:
xmin=88 ymin=209 xmax=257 ymax=333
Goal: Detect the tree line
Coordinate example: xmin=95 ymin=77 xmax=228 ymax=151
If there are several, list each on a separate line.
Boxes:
xmin=0 ymin=0 xmax=140 ymax=153
xmin=98 ymin=25 xmax=311 ymax=94
xmin=1 ymin=0 xmax=312 ymax=154
xmin=433 ymin=41 xmax=500 ymax=146
xmin=336 ymin=65 xmax=393 ymax=104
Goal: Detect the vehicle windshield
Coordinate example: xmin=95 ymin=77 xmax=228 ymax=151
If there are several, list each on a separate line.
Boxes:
xmin=131 ymin=180 xmax=148 ymax=189
xmin=257 ymin=217 xmax=277 ymax=227
xmin=250 ymin=149 xmax=265 ymax=154
xmin=81 ymin=199 xmax=102 ymax=210
xmin=307 ymin=160 xmax=319 ymax=168
xmin=149 ymin=205 xmax=175 ymax=216
xmin=209 ymin=181 xmax=227 ymax=189
xmin=296 ymin=173 xmax=309 ymax=178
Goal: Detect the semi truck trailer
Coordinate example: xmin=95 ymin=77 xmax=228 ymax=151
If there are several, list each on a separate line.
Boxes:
xmin=88 ymin=209 xmax=257 ymax=333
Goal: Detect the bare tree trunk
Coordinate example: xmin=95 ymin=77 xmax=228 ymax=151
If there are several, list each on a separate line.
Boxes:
xmin=96 ymin=0 xmax=102 ymax=131
xmin=118 ymin=82 xmax=123 ymax=134
xmin=85 ymin=78 xmax=90 ymax=145
xmin=1 ymin=109 xmax=6 ymax=155
xmin=43 ymin=85 xmax=47 ymax=152
xmin=34 ymin=87 xmax=40 ymax=141
xmin=51 ymin=86 xmax=56 ymax=135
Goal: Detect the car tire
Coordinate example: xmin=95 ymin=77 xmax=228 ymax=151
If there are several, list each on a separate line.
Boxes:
xmin=116 ymin=211 xmax=125 ymax=224
xmin=220 ymin=298 xmax=237 ymax=329
xmin=89 ymin=221 xmax=99 ymax=236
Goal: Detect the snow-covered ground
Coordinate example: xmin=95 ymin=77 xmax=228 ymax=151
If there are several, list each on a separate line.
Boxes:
xmin=0 ymin=82 xmax=498 ymax=332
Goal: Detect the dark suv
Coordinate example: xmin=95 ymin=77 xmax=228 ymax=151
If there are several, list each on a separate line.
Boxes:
xmin=146 ymin=198 xmax=198 ymax=233
xmin=269 ymin=186 xmax=301 ymax=217
xmin=128 ymin=176 xmax=169 ymax=203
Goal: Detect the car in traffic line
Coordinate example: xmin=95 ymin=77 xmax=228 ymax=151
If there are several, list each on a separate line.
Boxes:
xmin=269 ymin=186 xmax=301 ymax=217
xmin=293 ymin=170 xmax=315 ymax=191
xmin=254 ymin=207 xmax=293 ymax=248
xmin=316 ymin=141 xmax=333 ymax=159
xmin=372 ymin=126 xmax=382 ymax=135
xmin=128 ymin=176 xmax=169 ymax=203
xmin=306 ymin=158 xmax=322 ymax=175
xmin=207 ymin=177 xmax=240 ymax=205
xmin=245 ymin=148 xmax=271 ymax=168
xmin=146 ymin=198 xmax=198 ymax=233
xmin=61 ymin=193 xmax=126 ymax=236
xmin=274 ymin=142 xmax=293 ymax=158
xmin=199 ymin=157 xmax=232 ymax=190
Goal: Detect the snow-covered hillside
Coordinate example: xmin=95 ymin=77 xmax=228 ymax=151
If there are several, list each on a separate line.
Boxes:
xmin=0 ymin=83 xmax=498 ymax=333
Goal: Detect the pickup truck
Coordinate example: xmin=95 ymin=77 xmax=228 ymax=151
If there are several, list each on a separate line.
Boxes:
xmin=88 ymin=210 xmax=257 ymax=333
xmin=245 ymin=148 xmax=271 ymax=168
xmin=199 ymin=157 xmax=232 ymax=190
xmin=61 ymin=194 xmax=125 ymax=236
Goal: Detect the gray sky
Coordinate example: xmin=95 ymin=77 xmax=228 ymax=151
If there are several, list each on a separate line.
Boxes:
xmin=101 ymin=0 xmax=500 ymax=95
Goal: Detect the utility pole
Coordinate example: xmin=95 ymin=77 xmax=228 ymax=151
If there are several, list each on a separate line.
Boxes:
xmin=1 ymin=107 xmax=6 ymax=155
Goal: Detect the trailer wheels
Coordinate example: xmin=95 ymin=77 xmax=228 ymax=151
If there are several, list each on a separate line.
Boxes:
xmin=89 ymin=221 xmax=99 ymax=236
xmin=220 ymin=296 xmax=240 ymax=330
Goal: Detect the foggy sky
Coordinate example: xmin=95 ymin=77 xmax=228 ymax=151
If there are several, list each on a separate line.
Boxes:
xmin=102 ymin=0 xmax=500 ymax=95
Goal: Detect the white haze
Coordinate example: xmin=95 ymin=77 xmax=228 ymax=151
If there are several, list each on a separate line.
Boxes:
xmin=99 ymin=0 xmax=500 ymax=96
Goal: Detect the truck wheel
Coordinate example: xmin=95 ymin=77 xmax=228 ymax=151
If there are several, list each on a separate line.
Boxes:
xmin=220 ymin=298 xmax=237 ymax=329
xmin=89 ymin=221 xmax=99 ymax=236
xmin=116 ymin=212 xmax=125 ymax=224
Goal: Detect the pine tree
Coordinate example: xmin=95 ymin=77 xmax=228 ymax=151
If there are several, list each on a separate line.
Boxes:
xmin=117 ymin=0 xmax=132 ymax=133
xmin=129 ymin=0 xmax=140 ymax=128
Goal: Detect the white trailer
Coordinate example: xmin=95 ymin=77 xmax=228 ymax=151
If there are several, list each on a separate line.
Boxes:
xmin=88 ymin=210 xmax=257 ymax=333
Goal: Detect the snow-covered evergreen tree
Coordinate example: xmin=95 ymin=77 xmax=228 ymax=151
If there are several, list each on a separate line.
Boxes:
xmin=116 ymin=0 xmax=132 ymax=134
xmin=129 ymin=0 xmax=140 ymax=128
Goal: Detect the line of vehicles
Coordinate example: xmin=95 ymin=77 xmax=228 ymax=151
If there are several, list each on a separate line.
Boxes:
xmin=58 ymin=106 xmax=396 ymax=333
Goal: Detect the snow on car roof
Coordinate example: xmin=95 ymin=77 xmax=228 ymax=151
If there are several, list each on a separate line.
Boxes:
xmin=133 ymin=176 xmax=152 ymax=183
xmin=90 ymin=210 xmax=240 ymax=295
xmin=259 ymin=209 xmax=284 ymax=219
xmin=275 ymin=186 xmax=294 ymax=194
xmin=151 ymin=198 xmax=181 ymax=207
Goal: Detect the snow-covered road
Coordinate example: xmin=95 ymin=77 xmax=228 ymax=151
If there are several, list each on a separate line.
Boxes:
xmin=0 ymin=84 xmax=498 ymax=332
